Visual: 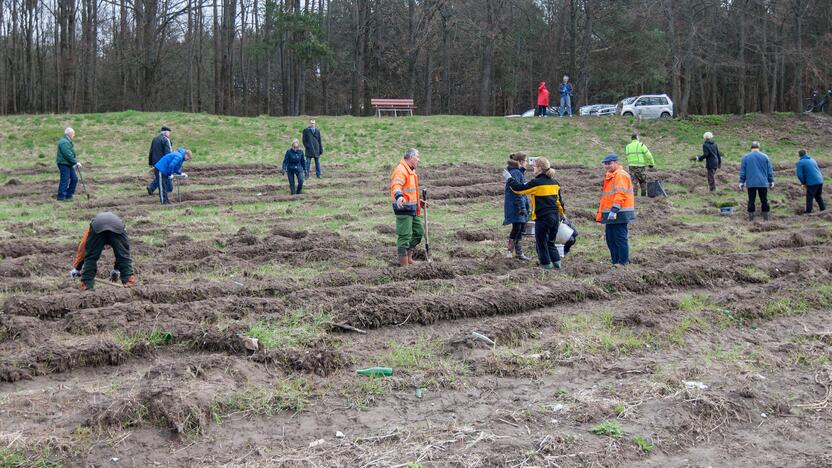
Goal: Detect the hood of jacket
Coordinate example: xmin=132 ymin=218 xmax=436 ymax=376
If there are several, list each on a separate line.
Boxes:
xmin=506 ymin=159 xmax=523 ymax=170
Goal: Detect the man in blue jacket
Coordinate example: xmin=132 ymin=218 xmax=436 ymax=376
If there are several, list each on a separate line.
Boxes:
xmin=558 ymin=75 xmax=573 ymax=117
xmin=739 ymin=141 xmax=774 ymax=221
xmin=154 ymin=148 xmax=191 ymax=204
xmin=795 ymin=149 xmax=826 ymax=213
xmin=146 ymin=126 xmax=172 ymax=195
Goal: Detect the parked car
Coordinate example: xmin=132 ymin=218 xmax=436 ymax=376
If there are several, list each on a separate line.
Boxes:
xmin=579 ymin=104 xmax=616 ymax=116
xmin=617 ymin=94 xmax=674 ymax=118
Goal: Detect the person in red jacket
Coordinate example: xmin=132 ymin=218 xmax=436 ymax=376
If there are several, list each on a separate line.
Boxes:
xmin=536 ymin=82 xmax=550 ymax=116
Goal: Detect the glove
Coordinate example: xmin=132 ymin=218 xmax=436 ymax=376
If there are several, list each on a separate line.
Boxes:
xmin=109 ymin=269 xmax=120 ymax=282
xmin=769 ymin=182 xmax=774 ymax=188
xmin=739 ymin=183 xmax=746 ymax=190
xmin=502 ymin=169 xmax=512 ymax=182
xmin=69 ymin=268 xmax=81 ymax=278
xmin=396 ymin=197 xmax=405 ymax=209
xmin=607 ymin=212 xmax=617 ymax=221
xmin=180 ymin=173 xmax=188 ymax=178
xmin=280 ymin=170 xmax=285 ymax=175
xmin=74 ymin=162 xmax=82 ymax=168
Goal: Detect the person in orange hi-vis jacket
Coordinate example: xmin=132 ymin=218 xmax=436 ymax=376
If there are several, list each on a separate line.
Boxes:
xmin=70 ymin=212 xmax=135 ymax=291
xmin=596 ymin=154 xmax=636 ymax=266
xmin=390 ymin=148 xmax=425 ymax=267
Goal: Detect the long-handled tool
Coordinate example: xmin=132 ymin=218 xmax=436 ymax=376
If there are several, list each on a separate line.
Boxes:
xmin=422 ymin=188 xmax=432 ymax=263
xmin=76 ymin=165 xmax=90 ymax=200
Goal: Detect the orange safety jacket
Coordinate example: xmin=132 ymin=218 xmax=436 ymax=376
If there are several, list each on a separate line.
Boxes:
xmin=390 ymin=159 xmax=420 ymax=216
xmin=596 ymin=167 xmax=636 ymax=224
xmin=72 ymin=227 xmax=91 ymax=270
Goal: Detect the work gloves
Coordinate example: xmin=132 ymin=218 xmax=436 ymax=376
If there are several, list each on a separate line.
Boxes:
xmin=607 ymin=212 xmax=617 ymax=221
xmin=769 ymin=182 xmax=775 ymax=188
xmin=109 ymin=269 xmax=120 ymax=283
xmin=74 ymin=162 xmax=82 ymax=169
xmin=179 ymin=173 xmax=188 ymax=178
xmin=396 ymin=197 xmax=405 ymax=210
xmin=69 ymin=268 xmax=81 ymax=278
xmin=739 ymin=183 xmax=746 ymax=190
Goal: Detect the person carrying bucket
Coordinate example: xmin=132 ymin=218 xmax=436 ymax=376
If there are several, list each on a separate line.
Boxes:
xmin=504 ymin=157 xmax=566 ymax=270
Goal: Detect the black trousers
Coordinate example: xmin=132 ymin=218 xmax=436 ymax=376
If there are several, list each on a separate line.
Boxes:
xmin=747 ymin=187 xmax=770 ymax=213
xmin=805 ymin=184 xmax=826 ymax=213
xmin=81 ymin=230 xmax=133 ymax=288
xmin=706 ymin=167 xmax=717 ymax=191
xmin=508 ymin=223 xmax=525 ymax=241
xmin=534 ymin=213 xmax=561 ymax=265
xmin=536 ymin=105 xmax=547 ymax=116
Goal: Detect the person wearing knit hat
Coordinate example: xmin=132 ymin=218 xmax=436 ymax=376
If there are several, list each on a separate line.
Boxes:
xmin=147 ymin=125 xmax=172 ymax=196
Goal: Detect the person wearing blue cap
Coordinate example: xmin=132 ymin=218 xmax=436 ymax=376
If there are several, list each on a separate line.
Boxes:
xmin=596 ymin=154 xmax=635 ymax=265
xmin=147 ymin=126 xmax=172 ymax=195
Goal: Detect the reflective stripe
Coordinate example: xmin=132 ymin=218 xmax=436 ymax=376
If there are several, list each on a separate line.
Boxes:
xmin=402 ymin=188 xmax=417 ymax=193
xmin=601 ymin=191 xmax=614 ymax=195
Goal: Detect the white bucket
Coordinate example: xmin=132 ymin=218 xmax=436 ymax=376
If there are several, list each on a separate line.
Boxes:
xmin=556 ymin=244 xmax=565 ymax=258
xmin=555 ymin=221 xmax=574 ymax=244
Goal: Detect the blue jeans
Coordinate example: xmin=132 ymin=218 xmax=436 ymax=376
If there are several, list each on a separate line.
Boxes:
xmin=605 ymin=223 xmax=629 ymax=265
xmin=559 ymin=95 xmax=572 ymax=116
xmin=534 ymin=212 xmax=561 ymax=266
xmin=57 ymin=164 xmax=78 ymax=200
xmin=287 ymin=168 xmax=304 ymax=194
xmin=305 ymin=155 xmax=321 ymax=177
xmin=158 ymin=171 xmax=173 ymax=204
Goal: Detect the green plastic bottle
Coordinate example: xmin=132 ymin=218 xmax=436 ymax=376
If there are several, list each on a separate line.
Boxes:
xmin=356 ymin=367 xmax=393 ymax=377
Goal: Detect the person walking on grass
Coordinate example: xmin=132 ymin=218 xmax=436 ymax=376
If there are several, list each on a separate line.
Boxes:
xmin=147 ymin=126 xmax=172 ymax=195
xmin=56 ymin=127 xmax=82 ymax=201
xmin=502 ymin=153 xmax=532 ymax=260
xmin=506 ymin=157 xmax=566 ymax=270
xmin=795 ymin=149 xmax=826 ymax=214
xmin=690 ymin=132 xmax=722 ymax=192
xmin=739 ymin=141 xmax=774 ymax=221
xmin=154 ymin=148 xmax=191 ymax=205
xmin=281 ymin=139 xmax=305 ymax=195
xmin=596 ymin=154 xmax=635 ymax=266
xmin=558 ymin=75 xmax=573 ymax=117
xmin=69 ymin=212 xmax=135 ymax=291
xmin=625 ymin=132 xmax=654 ymax=197
xmin=391 ymin=148 xmax=425 ymax=267
xmin=536 ymin=82 xmax=550 ymax=117
xmin=302 ymin=119 xmax=324 ymax=178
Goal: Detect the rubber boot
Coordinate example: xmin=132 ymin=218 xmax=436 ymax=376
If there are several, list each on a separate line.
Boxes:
xmin=762 ymin=212 xmax=770 ymax=221
xmin=506 ymin=239 xmax=515 ymax=258
xmin=747 ymin=212 xmax=755 ymax=222
xmin=80 ymin=282 xmax=93 ymax=291
xmin=122 ymin=275 xmax=136 ymax=288
xmin=514 ymin=240 xmax=529 ymax=261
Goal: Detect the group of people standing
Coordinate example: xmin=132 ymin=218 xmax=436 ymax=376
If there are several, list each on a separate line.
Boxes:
xmin=536 ymin=75 xmax=574 ymax=117
xmin=280 ymin=119 xmax=324 ymax=195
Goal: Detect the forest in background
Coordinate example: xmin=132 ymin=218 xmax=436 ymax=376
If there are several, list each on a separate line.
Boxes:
xmin=0 ymin=0 xmax=830 ymax=117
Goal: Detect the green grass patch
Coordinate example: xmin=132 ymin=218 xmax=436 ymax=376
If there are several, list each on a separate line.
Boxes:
xmin=218 ymin=378 xmax=312 ymax=418
xmin=589 ymin=420 xmax=624 ymax=438
xmin=114 ymin=329 xmax=173 ymax=352
xmin=246 ymin=309 xmax=332 ymax=349
xmin=632 ymin=435 xmax=655 ymax=454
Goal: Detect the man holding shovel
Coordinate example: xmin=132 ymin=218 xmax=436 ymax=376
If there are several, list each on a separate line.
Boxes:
xmin=390 ymin=148 xmax=426 ymax=266
xmin=69 ymin=212 xmax=135 ymax=291
xmin=56 ymin=127 xmax=83 ymax=201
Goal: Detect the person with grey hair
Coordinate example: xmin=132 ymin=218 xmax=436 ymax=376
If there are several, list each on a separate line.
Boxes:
xmin=390 ymin=148 xmax=425 ymax=266
xmin=690 ymin=131 xmax=722 ymax=191
xmin=56 ymin=127 xmax=82 ymax=201
xmin=739 ymin=141 xmax=774 ymax=221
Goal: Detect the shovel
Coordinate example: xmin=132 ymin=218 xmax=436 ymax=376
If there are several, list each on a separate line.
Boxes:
xmin=422 ymin=188 xmax=432 ymax=263
xmin=76 ymin=165 xmax=90 ymax=200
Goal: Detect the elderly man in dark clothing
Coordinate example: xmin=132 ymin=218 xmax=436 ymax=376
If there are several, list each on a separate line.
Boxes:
xmin=147 ymin=126 xmax=173 ymax=195
xmin=70 ymin=212 xmax=135 ymax=291
xmin=691 ymin=131 xmax=722 ymax=191
xmin=302 ymin=119 xmax=324 ymax=178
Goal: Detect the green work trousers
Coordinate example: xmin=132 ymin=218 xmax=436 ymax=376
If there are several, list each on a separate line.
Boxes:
xmin=81 ymin=230 xmax=134 ymax=289
xmin=395 ymin=214 xmax=424 ymax=256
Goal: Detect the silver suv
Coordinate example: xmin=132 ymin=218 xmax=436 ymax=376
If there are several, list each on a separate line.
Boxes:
xmin=618 ymin=94 xmax=674 ymax=118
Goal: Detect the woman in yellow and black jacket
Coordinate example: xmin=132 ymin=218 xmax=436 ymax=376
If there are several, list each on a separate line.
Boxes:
xmin=505 ymin=157 xmax=565 ymax=270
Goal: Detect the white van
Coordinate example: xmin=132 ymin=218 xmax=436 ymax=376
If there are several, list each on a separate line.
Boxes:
xmin=618 ymin=94 xmax=674 ymax=118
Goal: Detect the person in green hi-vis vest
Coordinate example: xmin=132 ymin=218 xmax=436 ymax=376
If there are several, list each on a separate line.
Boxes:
xmin=625 ymin=132 xmax=655 ymax=197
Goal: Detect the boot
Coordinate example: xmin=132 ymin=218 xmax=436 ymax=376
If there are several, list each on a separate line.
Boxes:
xmin=762 ymin=212 xmax=770 ymax=221
xmin=122 ymin=275 xmax=136 ymax=288
xmin=80 ymin=282 xmax=92 ymax=291
xmin=399 ymin=255 xmax=409 ymax=267
xmin=506 ymin=239 xmax=515 ymax=258
xmin=514 ymin=241 xmax=529 ymax=261
xmin=747 ymin=212 xmax=755 ymax=222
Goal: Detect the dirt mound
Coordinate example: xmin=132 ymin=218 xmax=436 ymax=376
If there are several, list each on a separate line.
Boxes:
xmin=756 ymin=228 xmax=830 ymax=250
xmin=0 ymin=240 xmax=71 ymax=259
xmin=227 ymin=227 xmax=259 ymax=246
xmin=374 ymin=224 xmax=395 ymax=234
xmin=269 ymin=226 xmax=309 ymax=239
xmin=1 ymin=338 xmax=127 ymax=382
xmin=253 ymin=339 xmax=350 ymax=376
xmin=4 ymin=178 xmax=22 ymax=185
xmin=455 ymin=230 xmax=498 ymax=242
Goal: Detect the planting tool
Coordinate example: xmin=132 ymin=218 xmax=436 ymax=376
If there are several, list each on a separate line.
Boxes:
xmin=76 ymin=166 xmax=90 ymax=200
xmin=422 ymin=188 xmax=432 ymax=262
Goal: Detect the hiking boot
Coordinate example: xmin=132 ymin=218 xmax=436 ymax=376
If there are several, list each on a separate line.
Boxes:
xmin=762 ymin=212 xmax=770 ymax=221
xmin=122 ymin=275 xmax=136 ymax=288
xmin=506 ymin=239 xmax=515 ymax=258
xmin=146 ymin=186 xmax=153 ymax=196
xmin=747 ymin=212 xmax=755 ymax=222
xmin=514 ymin=241 xmax=529 ymax=261
xmin=80 ymin=282 xmax=93 ymax=291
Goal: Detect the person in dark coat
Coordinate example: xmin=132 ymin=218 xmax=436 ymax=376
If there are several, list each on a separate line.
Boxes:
xmin=502 ymin=153 xmax=532 ymax=260
xmin=147 ymin=126 xmax=172 ymax=195
xmin=690 ymin=131 xmax=722 ymax=191
xmin=302 ymin=119 xmax=324 ymax=178
xmin=795 ymin=149 xmax=826 ymax=213
xmin=282 ymin=139 xmax=305 ymax=195
xmin=56 ymin=127 xmax=82 ymax=201
xmin=69 ymin=212 xmax=135 ymax=291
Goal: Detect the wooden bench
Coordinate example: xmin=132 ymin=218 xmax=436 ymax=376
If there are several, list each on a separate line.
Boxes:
xmin=371 ymin=98 xmax=416 ymax=117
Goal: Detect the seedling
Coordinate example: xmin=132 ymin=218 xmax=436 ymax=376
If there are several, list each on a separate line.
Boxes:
xmin=589 ymin=420 xmax=624 ymax=438
xmin=632 ymin=435 xmax=655 ymax=453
